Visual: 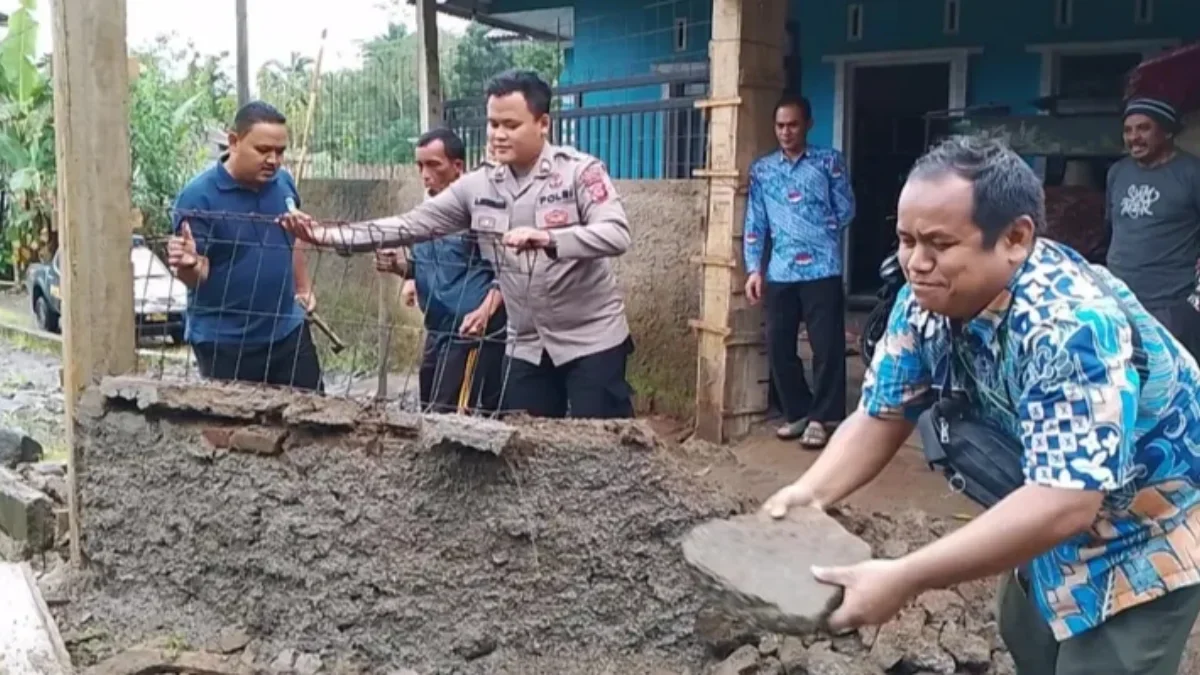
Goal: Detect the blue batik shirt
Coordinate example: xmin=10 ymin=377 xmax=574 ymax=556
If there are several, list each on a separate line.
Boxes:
xmin=862 ymin=239 xmax=1200 ymax=640
xmin=743 ymin=147 xmax=856 ymax=283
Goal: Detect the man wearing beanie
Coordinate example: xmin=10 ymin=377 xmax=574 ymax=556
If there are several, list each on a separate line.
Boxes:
xmin=1105 ymin=97 xmax=1200 ymax=356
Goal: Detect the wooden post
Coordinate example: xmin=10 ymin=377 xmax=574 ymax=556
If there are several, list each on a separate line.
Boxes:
xmin=694 ymin=0 xmax=787 ymax=443
xmin=415 ymin=0 xmax=443 ymax=130
xmin=51 ymin=0 xmax=138 ymax=566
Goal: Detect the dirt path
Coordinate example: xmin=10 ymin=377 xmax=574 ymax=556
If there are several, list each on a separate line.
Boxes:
xmin=720 ymin=428 xmax=980 ymax=518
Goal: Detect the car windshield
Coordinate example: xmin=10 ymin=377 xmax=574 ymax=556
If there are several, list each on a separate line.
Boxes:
xmin=131 ymin=246 xmax=173 ymax=279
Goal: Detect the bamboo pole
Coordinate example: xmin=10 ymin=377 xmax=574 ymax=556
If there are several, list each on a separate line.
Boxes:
xmin=293 ymin=29 xmax=327 ymax=182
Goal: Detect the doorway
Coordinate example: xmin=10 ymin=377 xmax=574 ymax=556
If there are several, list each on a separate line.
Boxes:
xmin=846 ymin=62 xmax=951 ymax=297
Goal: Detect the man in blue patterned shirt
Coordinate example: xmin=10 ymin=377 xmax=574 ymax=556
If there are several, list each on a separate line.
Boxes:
xmin=763 ymin=135 xmax=1200 ymax=674
xmin=744 ymin=94 xmax=856 ymax=448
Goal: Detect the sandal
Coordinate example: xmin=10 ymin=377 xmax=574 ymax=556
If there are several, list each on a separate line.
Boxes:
xmin=799 ymin=421 xmax=829 ymax=450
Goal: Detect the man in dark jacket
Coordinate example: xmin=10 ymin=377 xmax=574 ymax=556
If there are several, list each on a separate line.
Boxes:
xmin=375 ymin=128 xmax=507 ymax=413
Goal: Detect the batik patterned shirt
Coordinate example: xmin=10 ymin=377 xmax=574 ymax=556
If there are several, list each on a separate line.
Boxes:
xmin=743 ymin=147 xmax=856 ymax=283
xmin=862 ymin=239 xmax=1200 ymax=640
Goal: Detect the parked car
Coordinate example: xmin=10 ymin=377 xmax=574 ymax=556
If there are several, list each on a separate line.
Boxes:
xmin=26 ymin=235 xmax=189 ymax=344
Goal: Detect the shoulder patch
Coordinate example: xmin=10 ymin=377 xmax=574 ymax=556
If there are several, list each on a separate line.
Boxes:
xmin=580 ymin=163 xmax=611 ymax=204
xmin=551 ymin=143 xmax=585 ymax=161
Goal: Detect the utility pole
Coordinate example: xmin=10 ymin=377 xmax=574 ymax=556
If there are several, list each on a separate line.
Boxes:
xmin=50 ymin=0 xmax=137 ymax=566
xmin=415 ymin=0 xmax=442 ymax=130
xmin=236 ymin=0 xmax=250 ymax=107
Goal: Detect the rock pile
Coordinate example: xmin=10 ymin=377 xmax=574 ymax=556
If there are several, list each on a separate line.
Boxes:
xmin=695 ymin=507 xmax=1016 ymax=675
xmin=0 ymin=429 xmax=69 ymax=562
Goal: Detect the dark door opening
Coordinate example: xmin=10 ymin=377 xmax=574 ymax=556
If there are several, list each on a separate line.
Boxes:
xmin=847 ymin=62 xmax=950 ymax=298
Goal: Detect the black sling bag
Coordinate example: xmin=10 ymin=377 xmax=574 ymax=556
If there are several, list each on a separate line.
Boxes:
xmin=917 ymin=262 xmax=1149 ymax=509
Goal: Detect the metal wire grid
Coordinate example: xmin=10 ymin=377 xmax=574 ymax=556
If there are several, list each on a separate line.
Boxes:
xmin=134 ymin=208 xmax=538 ymax=419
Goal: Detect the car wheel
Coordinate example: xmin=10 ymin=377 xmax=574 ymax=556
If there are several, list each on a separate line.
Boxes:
xmin=35 ymin=295 xmax=60 ymax=333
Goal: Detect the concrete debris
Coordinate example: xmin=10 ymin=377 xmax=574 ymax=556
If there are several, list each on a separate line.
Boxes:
xmin=0 ymin=428 xmax=43 ymax=468
xmin=16 ymin=460 xmax=68 ymax=505
xmin=37 ymin=377 xmax=1055 ymax=674
xmin=689 ymin=507 xmax=1027 ymax=675
xmin=228 ymin=427 xmax=288 ymax=456
xmin=209 ymin=624 xmax=253 ymax=655
xmin=294 ymin=651 xmax=323 ymax=675
xmin=269 ymin=647 xmax=297 ymax=673
xmin=67 ymin=378 xmax=742 ymax=674
xmin=682 ymin=509 xmax=872 ymax=635
xmin=421 ymin=414 xmax=520 ymax=456
xmin=712 ymin=644 xmax=760 ymax=674
xmin=0 ymin=466 xmax=55 ymax=559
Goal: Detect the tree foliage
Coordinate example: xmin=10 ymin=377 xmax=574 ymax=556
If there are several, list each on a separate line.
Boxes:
xmin=276 ymin=20 xmax=564 ymax=172
xmin=0 ymin=0 xmax=55 ymax=274
xmin=129 ymin=37 xmax=237 ymax=233
xmin=0 ymin=14 xmax=564 ymax=275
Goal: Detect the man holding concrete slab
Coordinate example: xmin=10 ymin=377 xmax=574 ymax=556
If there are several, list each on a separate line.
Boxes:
xmin=762 ymin=135 xmax=1200 ymax=674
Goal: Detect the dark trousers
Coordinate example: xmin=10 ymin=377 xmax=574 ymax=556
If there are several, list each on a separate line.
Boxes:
xmin=998 ymin=570 xmax=1200 ymax=674
xmin=193 ymin=322 xmax=324 ymax=392
xmin=765 ymin=276 xmax=846 ymax=424
xmin=419 ymin=309 xmax=507 ymax=414
xmin=503 ymin=337 xmax=635 ymax=419
xmin=1149 ymin=300 xmax=1200 ymax=360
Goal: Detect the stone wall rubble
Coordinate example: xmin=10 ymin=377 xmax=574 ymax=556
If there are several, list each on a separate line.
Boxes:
xmin=0 ymin=425 xmax=68 ymax=561
xmin=63 ymin=376 xmax=742 ymax=674
xmin=32 ymin=375 xmax=1024 ymax=674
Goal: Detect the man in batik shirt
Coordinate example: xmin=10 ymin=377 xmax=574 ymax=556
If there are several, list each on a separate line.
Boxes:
xmin=763 ymin=135 xmax=1200 ymax=674
xmin=743 ymin=94 xmax=856 ymax=449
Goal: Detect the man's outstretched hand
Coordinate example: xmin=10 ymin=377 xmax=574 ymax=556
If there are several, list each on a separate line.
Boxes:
xmin=760 ymin=481 xmax=824 ymax=519
xmin=277 ymin=209 xmax=324 ymax=246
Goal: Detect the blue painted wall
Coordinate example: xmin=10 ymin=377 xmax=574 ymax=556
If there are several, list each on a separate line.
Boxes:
xmin=487 ymin=0 xmax=1199 ymax=164
xmin=797 ymin=0 xmax=1200 ymax=147
xmin=490 ymin=0 xmax=712 ymax=177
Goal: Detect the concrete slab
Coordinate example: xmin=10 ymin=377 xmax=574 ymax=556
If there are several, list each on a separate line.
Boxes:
xmin=0 ymin=562 xmax=71 ymax=675
xmin=0 ymin=467 xmax=54 ymax=558
xmin=682 ymin=509 xmax=872 ymax=635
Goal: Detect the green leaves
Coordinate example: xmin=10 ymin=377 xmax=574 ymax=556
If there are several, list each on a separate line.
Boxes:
xmin=128 ymin=42 xmax=235 ymax=234
xmin=0 ymin=0 xmax=46 ymax=104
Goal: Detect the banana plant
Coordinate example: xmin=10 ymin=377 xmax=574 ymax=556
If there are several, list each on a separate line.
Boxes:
xmin=0 ymin=0 xmax=56 ymax=275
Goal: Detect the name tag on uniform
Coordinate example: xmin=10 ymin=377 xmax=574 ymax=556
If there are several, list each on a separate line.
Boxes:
xmin=471 ymin=211 xmax=510 ymax=235
xmin=471 ymin=197 xmax=510 ymax=235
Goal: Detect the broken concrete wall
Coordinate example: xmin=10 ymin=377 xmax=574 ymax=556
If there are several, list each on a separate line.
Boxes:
xmin=67 ymin=376 xmax=739 ymax=673
xmin=298 ymin=174 xmax=706 ymax=417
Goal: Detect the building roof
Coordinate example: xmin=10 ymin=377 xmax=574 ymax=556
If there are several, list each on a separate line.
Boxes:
xmin=407 ymin=0 xmax=571 ymax=43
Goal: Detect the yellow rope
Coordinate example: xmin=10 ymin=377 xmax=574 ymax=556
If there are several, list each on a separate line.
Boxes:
xmin=457 ymin=347 xmax=479 ymax=413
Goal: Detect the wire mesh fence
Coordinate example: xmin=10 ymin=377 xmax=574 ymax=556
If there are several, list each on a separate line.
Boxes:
xmin=131 ymin=208 xmax=541 ymax=419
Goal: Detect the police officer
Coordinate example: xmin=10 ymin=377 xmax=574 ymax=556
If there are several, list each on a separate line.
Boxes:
xmin=279 ymin=69 xmax=635 ymax=419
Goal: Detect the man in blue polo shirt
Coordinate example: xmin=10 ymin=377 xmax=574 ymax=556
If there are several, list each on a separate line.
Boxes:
xmin=166 ymin=101 xmax=322 ymax=391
